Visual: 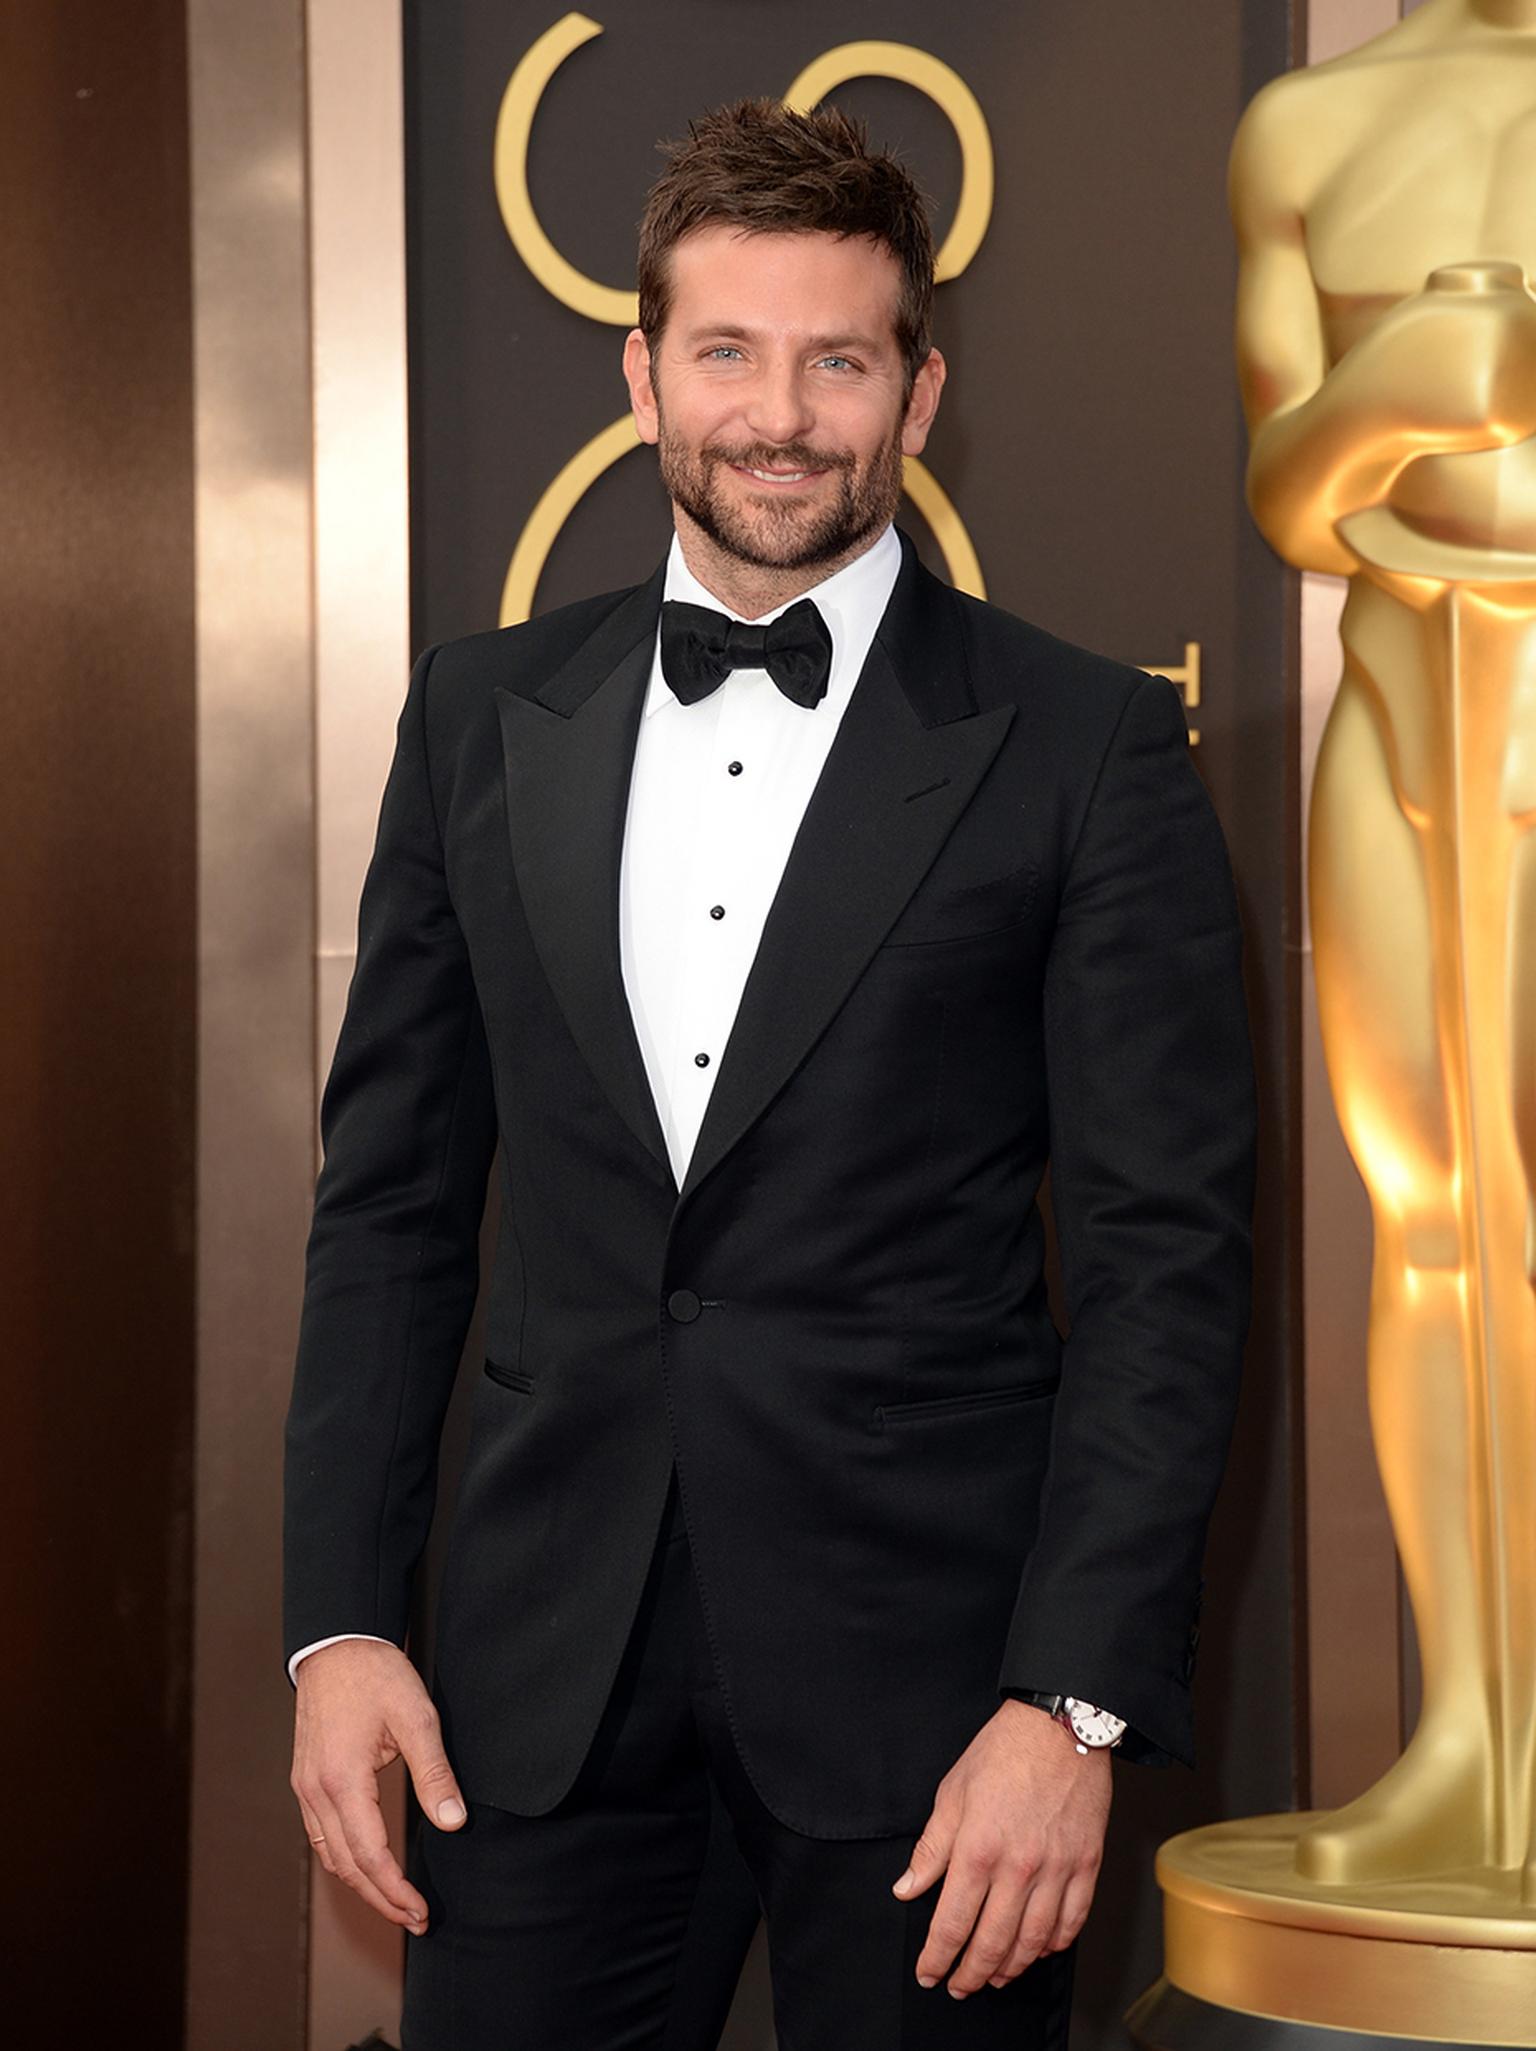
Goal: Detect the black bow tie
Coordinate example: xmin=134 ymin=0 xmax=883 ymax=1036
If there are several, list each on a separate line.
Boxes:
xmin=660 ymin=597 xmax=833 ymax=710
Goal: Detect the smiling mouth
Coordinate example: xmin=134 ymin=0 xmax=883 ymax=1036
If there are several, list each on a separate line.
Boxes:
xmin=732 ymin=464 xmax=824 ymax=486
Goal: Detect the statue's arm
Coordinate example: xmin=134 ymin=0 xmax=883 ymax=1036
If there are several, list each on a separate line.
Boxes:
xmin=1230 ymin=77 xmax=1536 ymax=574
xmin=1229 ymin=83 xmax=1353 ymax=573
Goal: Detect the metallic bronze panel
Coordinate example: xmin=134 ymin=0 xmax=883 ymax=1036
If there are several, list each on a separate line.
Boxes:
xmin=305 ymin=2 xmax=414 ymax=2042
xmin=1308 ymin=0 xmax=1404 ymax=61
xmin=0 ymin=0 xmax=197 ymax=2036
xmin=184 ymin=2 xmax=315 ymax=2047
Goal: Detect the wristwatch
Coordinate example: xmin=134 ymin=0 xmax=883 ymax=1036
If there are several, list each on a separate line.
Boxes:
xmin=1007 ymin=1690 xmax=1127 ymax=1754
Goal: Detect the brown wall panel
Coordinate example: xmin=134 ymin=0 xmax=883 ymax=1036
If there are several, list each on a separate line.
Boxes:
xmin=0 ymin=1 xmax=198 ymax=2036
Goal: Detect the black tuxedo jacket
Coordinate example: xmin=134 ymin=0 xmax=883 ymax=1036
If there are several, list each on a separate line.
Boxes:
xmin=283 ymin=530 xmax=1256 ymax=1836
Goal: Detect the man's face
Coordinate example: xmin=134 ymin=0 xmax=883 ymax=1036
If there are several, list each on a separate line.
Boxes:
xmin=624 ymin=225 xmax=944 ymax=574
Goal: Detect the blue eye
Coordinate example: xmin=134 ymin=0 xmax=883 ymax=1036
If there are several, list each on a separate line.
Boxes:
xmin=818 ymin=356 xmax=855 ymax=372
xmin=707 ymin=346 xmax=744 ymax=361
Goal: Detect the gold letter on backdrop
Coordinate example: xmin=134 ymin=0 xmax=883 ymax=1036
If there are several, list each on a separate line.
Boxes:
xmin=492 ymin=13 xmax=991 ymax=623
xmin=1134 ymin=7 xmax=1536 ymax=2043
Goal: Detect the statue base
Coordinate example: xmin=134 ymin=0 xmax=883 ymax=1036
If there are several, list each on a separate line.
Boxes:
xmin=1126 ymin=1813 xmax=1536 ymax=2049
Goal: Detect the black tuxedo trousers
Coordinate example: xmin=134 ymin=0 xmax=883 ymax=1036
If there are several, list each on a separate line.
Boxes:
xmin=284 ymin=532 xmax=1257 ymax=1835
xmin=400 ymin=1475 xmax=1077 ymax=2051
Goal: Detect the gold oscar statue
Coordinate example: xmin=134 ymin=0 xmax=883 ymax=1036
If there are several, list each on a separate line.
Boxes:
xmin=1131 ymin=6 xmax=1536 ymax=2043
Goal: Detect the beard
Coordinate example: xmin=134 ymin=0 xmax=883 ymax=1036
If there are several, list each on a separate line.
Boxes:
xmin=655 ymin=406 xmax=906 ymax=574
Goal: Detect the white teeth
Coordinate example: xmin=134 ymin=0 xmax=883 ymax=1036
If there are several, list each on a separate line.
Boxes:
xmin=747 ymin=467 xmax=810 ymax=481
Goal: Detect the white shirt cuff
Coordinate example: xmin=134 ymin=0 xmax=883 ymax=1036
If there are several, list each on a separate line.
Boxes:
xmin=287 ymin=1632 xmax=393 ymax=1687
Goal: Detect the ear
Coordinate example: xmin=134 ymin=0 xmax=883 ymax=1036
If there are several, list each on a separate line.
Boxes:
xmin=900 ymin=348 xmax=947 ymax=458
xmin=623 ymin=329 xmax=660 ymax=446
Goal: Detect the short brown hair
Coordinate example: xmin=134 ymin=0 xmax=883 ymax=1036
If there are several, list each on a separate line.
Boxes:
xmin=637 ymin=99 xmax=936 ymax=393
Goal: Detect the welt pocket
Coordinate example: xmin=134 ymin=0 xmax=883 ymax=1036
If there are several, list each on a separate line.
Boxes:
xmin=878 ymin=862 xmax=1040 ymax=950
xmin=873 ymin=1375 xmax=1060 ymax=1427
xmin=483 ymin=1357 xmax=534 ymax=1393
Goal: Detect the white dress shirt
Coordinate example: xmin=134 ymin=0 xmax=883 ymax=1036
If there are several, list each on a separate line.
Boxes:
xmin=289 ymin=524 xmax=902 ymax=1681
xmin=620 ymin=523 xmax=901 ymax=1186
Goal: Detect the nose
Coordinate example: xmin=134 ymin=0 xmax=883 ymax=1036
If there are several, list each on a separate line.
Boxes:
xmin=742 ymin=360 xmax=815 ymax=448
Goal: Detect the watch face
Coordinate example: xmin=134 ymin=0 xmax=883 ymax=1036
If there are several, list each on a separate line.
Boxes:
xmin=1064 ymin=1697 xmax=1127 ymax=1748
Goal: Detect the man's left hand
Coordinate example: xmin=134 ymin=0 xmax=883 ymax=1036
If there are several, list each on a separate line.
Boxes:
xmin=892 ymin=1699 xmax=1112 ymax=1996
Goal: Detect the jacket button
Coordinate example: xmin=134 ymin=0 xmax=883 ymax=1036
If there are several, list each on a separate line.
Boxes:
xmin=666 ymin=1289 xmax=702 ymax=1324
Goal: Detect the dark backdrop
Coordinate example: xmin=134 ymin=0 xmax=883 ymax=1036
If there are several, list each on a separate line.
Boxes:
xmin=403 ymin=4 xmax=1301 ymax=2043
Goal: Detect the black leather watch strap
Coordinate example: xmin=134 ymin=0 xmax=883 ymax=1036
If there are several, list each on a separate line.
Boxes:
xmin=1004 ymin=1689 xmax=1070 ymax=1715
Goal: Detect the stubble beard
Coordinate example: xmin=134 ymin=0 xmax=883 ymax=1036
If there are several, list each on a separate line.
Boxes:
xmin=655 ymin=401 xmax=906 ymax=575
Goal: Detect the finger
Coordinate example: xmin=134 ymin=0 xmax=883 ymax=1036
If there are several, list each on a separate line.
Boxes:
xmin=892 ymin=1807 xmax=956 ymax=1901
xmin=991 ymin=1870 xmax=1066 ymax=1983
xmin=914 ymin=1851 xmax=990 ymax=1988
xmin=946 ymin=1879 xmax=1029 ymax=1997
xmin=399 ymin=1710 xmax=468 ymax=1831
xmin=1043 ymin=1863 xmax=1098 ymax=1954
xmin=307 ymin=1786 xmax=421 ymax=1928
xmin=324 ymin=1775 xmax=431 ymax=1927
xmin=295 ymin=1796 xmax=337 ymax=1876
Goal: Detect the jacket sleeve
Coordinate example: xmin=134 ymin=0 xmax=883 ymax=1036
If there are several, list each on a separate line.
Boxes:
xmin=283 ymin=644 xmax=498 ymax=1668
xmin=997 ymin=673 xmax=1257 ymax=1765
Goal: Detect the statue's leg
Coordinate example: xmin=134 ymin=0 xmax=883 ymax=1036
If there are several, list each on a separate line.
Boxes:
xmin=1514 ymin=829 xmax=1536 ymax=1293
xmin=1460 ymin=590 xmax=1533 ymax=1886
xmin=1297 ymin=579 xmax=1495 ymax=1883
xmin=1514 ymin=825 xmax=1536 ymax=1900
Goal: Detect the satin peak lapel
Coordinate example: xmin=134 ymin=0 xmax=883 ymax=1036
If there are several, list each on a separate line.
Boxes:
xmin=494 ymin=568 xmax=673 ymax=1183
xmin=678 ymin=542 xmax=1014 ymax=1207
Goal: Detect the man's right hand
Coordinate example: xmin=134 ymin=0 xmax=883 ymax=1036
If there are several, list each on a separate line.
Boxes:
xmin=290 ymin=1639 xmax=467 ymax=1932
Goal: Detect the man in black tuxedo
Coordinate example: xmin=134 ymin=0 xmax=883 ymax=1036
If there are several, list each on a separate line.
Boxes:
xmin=285 ymin=98 xmax=1256 ymax=2050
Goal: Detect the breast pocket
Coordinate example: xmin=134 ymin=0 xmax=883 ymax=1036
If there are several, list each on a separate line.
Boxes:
xmin=878 ymin=858 xmax=1040 ymax=949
